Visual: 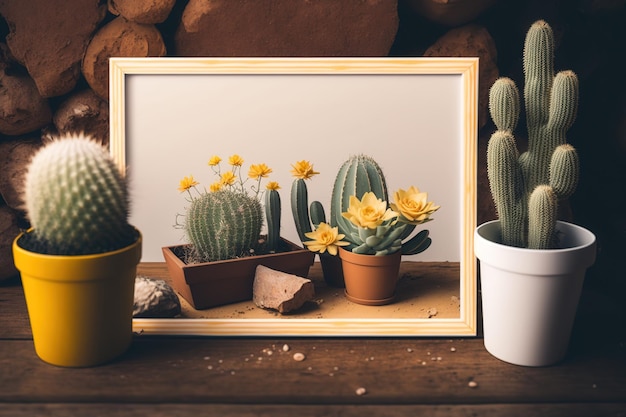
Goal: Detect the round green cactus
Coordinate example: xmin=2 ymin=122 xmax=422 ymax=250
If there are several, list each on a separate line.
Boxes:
xmin=22 ymin=134 xmax=137 ymax=255
xmin=185 ymin=189 xmax=263 ymax=262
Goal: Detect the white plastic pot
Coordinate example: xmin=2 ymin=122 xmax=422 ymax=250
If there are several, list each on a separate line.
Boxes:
xmin=475 ymin=220 xmax=596 ymax=367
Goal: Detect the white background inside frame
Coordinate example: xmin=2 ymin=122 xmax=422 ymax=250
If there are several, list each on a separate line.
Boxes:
xmin=125 ymin=73 xmax=463 ymax=262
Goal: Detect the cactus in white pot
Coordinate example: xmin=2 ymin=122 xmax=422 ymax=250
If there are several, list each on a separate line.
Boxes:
xmin=475 ymin=20 xmax=597 ymax=367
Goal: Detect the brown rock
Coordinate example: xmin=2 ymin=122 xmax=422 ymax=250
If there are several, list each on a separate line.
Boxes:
xmin=403 ymin=0 xmax=500 ymax=27
xmin=0 ymin=136 xmax=42 ymax=211
xmin=53 ymin=89 xmax=109 ymax=145
xmin=0 ymin=0 xmax=107 ymax=97
xmin=108 ymin=0 xmax=176 ymax=24
xmin=0 ymin=66 xmax=52 ymax=135
xmin=174 ymin=0 xmax=399 ymax=57
xmin=253 ymin=265 xmax=315 ymax=314
xmin=0 ymin=204 xmax=20 ymax=281
xmin=82 ymin=17 xmax=167 ymax=100
xmin=424 ymin=24 xmax=499 ymax=129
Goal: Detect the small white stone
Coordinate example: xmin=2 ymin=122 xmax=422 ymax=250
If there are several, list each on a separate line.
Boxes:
xmin=450 ymin=347 xmax=457 ymax=352
xmin=282 ymin=344 xmax=290 ymax=352
xmin=407 ymin=348 xmax=413 ymax=353
xmin=355 ymin=387 xmax=367 ymax=396
xmin=468 ymin=380 xmax=478 ymax=388
xmin=293 ymin=352 xmax=306 ymax=361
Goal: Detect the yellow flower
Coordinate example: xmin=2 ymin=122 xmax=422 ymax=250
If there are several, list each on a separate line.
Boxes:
xmin=228 ymin=154 xmax=244 ymax=166
xmin=209 ymin=181 xmax=223 ymax=192
xmin=208 ymin=155 xmax=221 ymax=166
xmin=220 ymin=171 xmax=236 ymax=185
xmin=248 ymin=163 xmax=272 ymax=180
xmin=266 ymin=181 xmax=281 ymax=191
xmin=178 ymin=175 xmax=199 ymax=192
xmin=304 ymin=222 xmax=350 ymax=255
xmin=390 ymin=186 xmax=440 ymax=224
xmin=290 ymin=160 xmax=319 ymax=180
xmin=342 ymin=192 xmax=397 ymax=229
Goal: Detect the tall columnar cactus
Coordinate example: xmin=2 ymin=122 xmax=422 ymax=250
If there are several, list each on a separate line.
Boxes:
xmin=487 ymin=20 xmax=580 ymax=249
xmin=330 ymin=154 xmax=388 ymax=236
xmin=22 ymin=134 xmax=137 ymax=255
xmin=185 ymin=189 xmax=263 ymax=262
xmin=264 ymin=188 xmax=281 ymax=252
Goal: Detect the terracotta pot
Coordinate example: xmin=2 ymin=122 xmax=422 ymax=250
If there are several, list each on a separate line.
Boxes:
xmin=163 ymin=238 xmax=315 ymax=309
xmin=475 ymin=220 xmax=596 ymax=366
xmin=319 ymin=253 xmax=345 ymax=288
xmin=12 ymin=231 xmax=142 ymax=367
xmin=338 ymin=248 xmax=402 ymax=306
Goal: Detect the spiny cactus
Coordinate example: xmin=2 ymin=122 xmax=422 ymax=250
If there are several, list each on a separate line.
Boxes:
xmin=264 ymin=188 xmax=281 ymax=252
xmin=185 ymin=189 xmax=263 ymax=262
xmin=20 ymin=134 xmax=137 ymax=255
xmin=487 ymin=20 xmax=580 ymax=249
xmin=330 ymin=154 xmax=388 ymax=237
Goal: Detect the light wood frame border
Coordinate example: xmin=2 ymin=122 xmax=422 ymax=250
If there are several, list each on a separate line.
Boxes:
xmin=109 ymin=57 xmax=478 ymax=337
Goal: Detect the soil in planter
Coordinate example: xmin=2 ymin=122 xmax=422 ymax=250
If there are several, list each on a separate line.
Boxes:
xmin=17 ymin=227 xmax=140 ymax=256
xmin=173 ymin=236 xmax=296 ymax=265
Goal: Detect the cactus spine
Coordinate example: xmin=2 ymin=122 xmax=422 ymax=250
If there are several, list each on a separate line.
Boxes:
xmin=22 ymin=134 xmax=137 ymax=255
xmin=264 ymin=188 xmax=281 ymax=252
xmin=487 ymin=20 xmax=579 ymax=249
xmin=185 ymin=189 xmax=263 ymax=262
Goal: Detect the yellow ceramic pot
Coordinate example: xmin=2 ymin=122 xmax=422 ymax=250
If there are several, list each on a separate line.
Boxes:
xmin=12 ymin=232 xmax=142 ymax=367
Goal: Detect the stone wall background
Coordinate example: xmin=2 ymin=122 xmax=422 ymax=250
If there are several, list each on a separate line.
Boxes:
xmin=1 ymin=0 xmax=625 ymax=312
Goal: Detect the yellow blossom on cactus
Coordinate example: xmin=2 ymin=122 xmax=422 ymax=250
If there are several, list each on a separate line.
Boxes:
xmin=290 ymin=160 xmax=319 ymax=180
xmin=304 ymin=222 xmax=350 ymax=256
xmin=228 ymin=154 xmax=244 ymax=166
xmin=248 ymin=163 xmax=272 ymax=180
xmin=342 ymin=192 xmax=397 ymax=229
xmin=178 ymin=175 xmax=199 ymax=192
xmin=208 ymin=155 xmax=221 ymax=166
xmin=220 ymin=171 xmax=236 ymax=185
xmin=209 ymin=181 xmax=223 ymax=192
xmin=266 ymin=181 xmax=280 ymax=191
xmin=390 ymin=186 xmax=440 ymax=224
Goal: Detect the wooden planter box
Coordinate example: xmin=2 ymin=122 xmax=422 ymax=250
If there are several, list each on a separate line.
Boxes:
xmin=162 ymin=238 xmax=315 ymax=310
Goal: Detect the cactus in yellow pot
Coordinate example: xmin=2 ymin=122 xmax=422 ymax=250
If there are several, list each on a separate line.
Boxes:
xmin=12 ymin=134 xmax=142 ymax=367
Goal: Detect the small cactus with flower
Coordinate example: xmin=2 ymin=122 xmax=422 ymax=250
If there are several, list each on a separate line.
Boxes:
xmin=290 ymin=155 xmax=440 ymax=257
xmin=177 ymin=154 xmax=282 ymax=263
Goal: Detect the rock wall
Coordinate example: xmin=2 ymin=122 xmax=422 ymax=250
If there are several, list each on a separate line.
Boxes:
xmin=0 ymin=0 xmax=625 ymax=303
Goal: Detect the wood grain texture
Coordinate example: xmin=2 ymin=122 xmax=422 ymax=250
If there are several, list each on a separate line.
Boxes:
xmin=1 ymin=262 xmax=625 ymax=416
xmin=0 ymin=337 xmax=624 ymax=405
xmin=1 ymin=403 xmax=626 ymax=417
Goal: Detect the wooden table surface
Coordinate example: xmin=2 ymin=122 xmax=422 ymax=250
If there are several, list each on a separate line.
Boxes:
xmin=1 ymin=263 xmax=625 ymax=417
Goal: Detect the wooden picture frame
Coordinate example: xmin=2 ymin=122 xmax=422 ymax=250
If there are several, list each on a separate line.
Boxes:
xmin=109 ymin=57 xmax=478 ymax=336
